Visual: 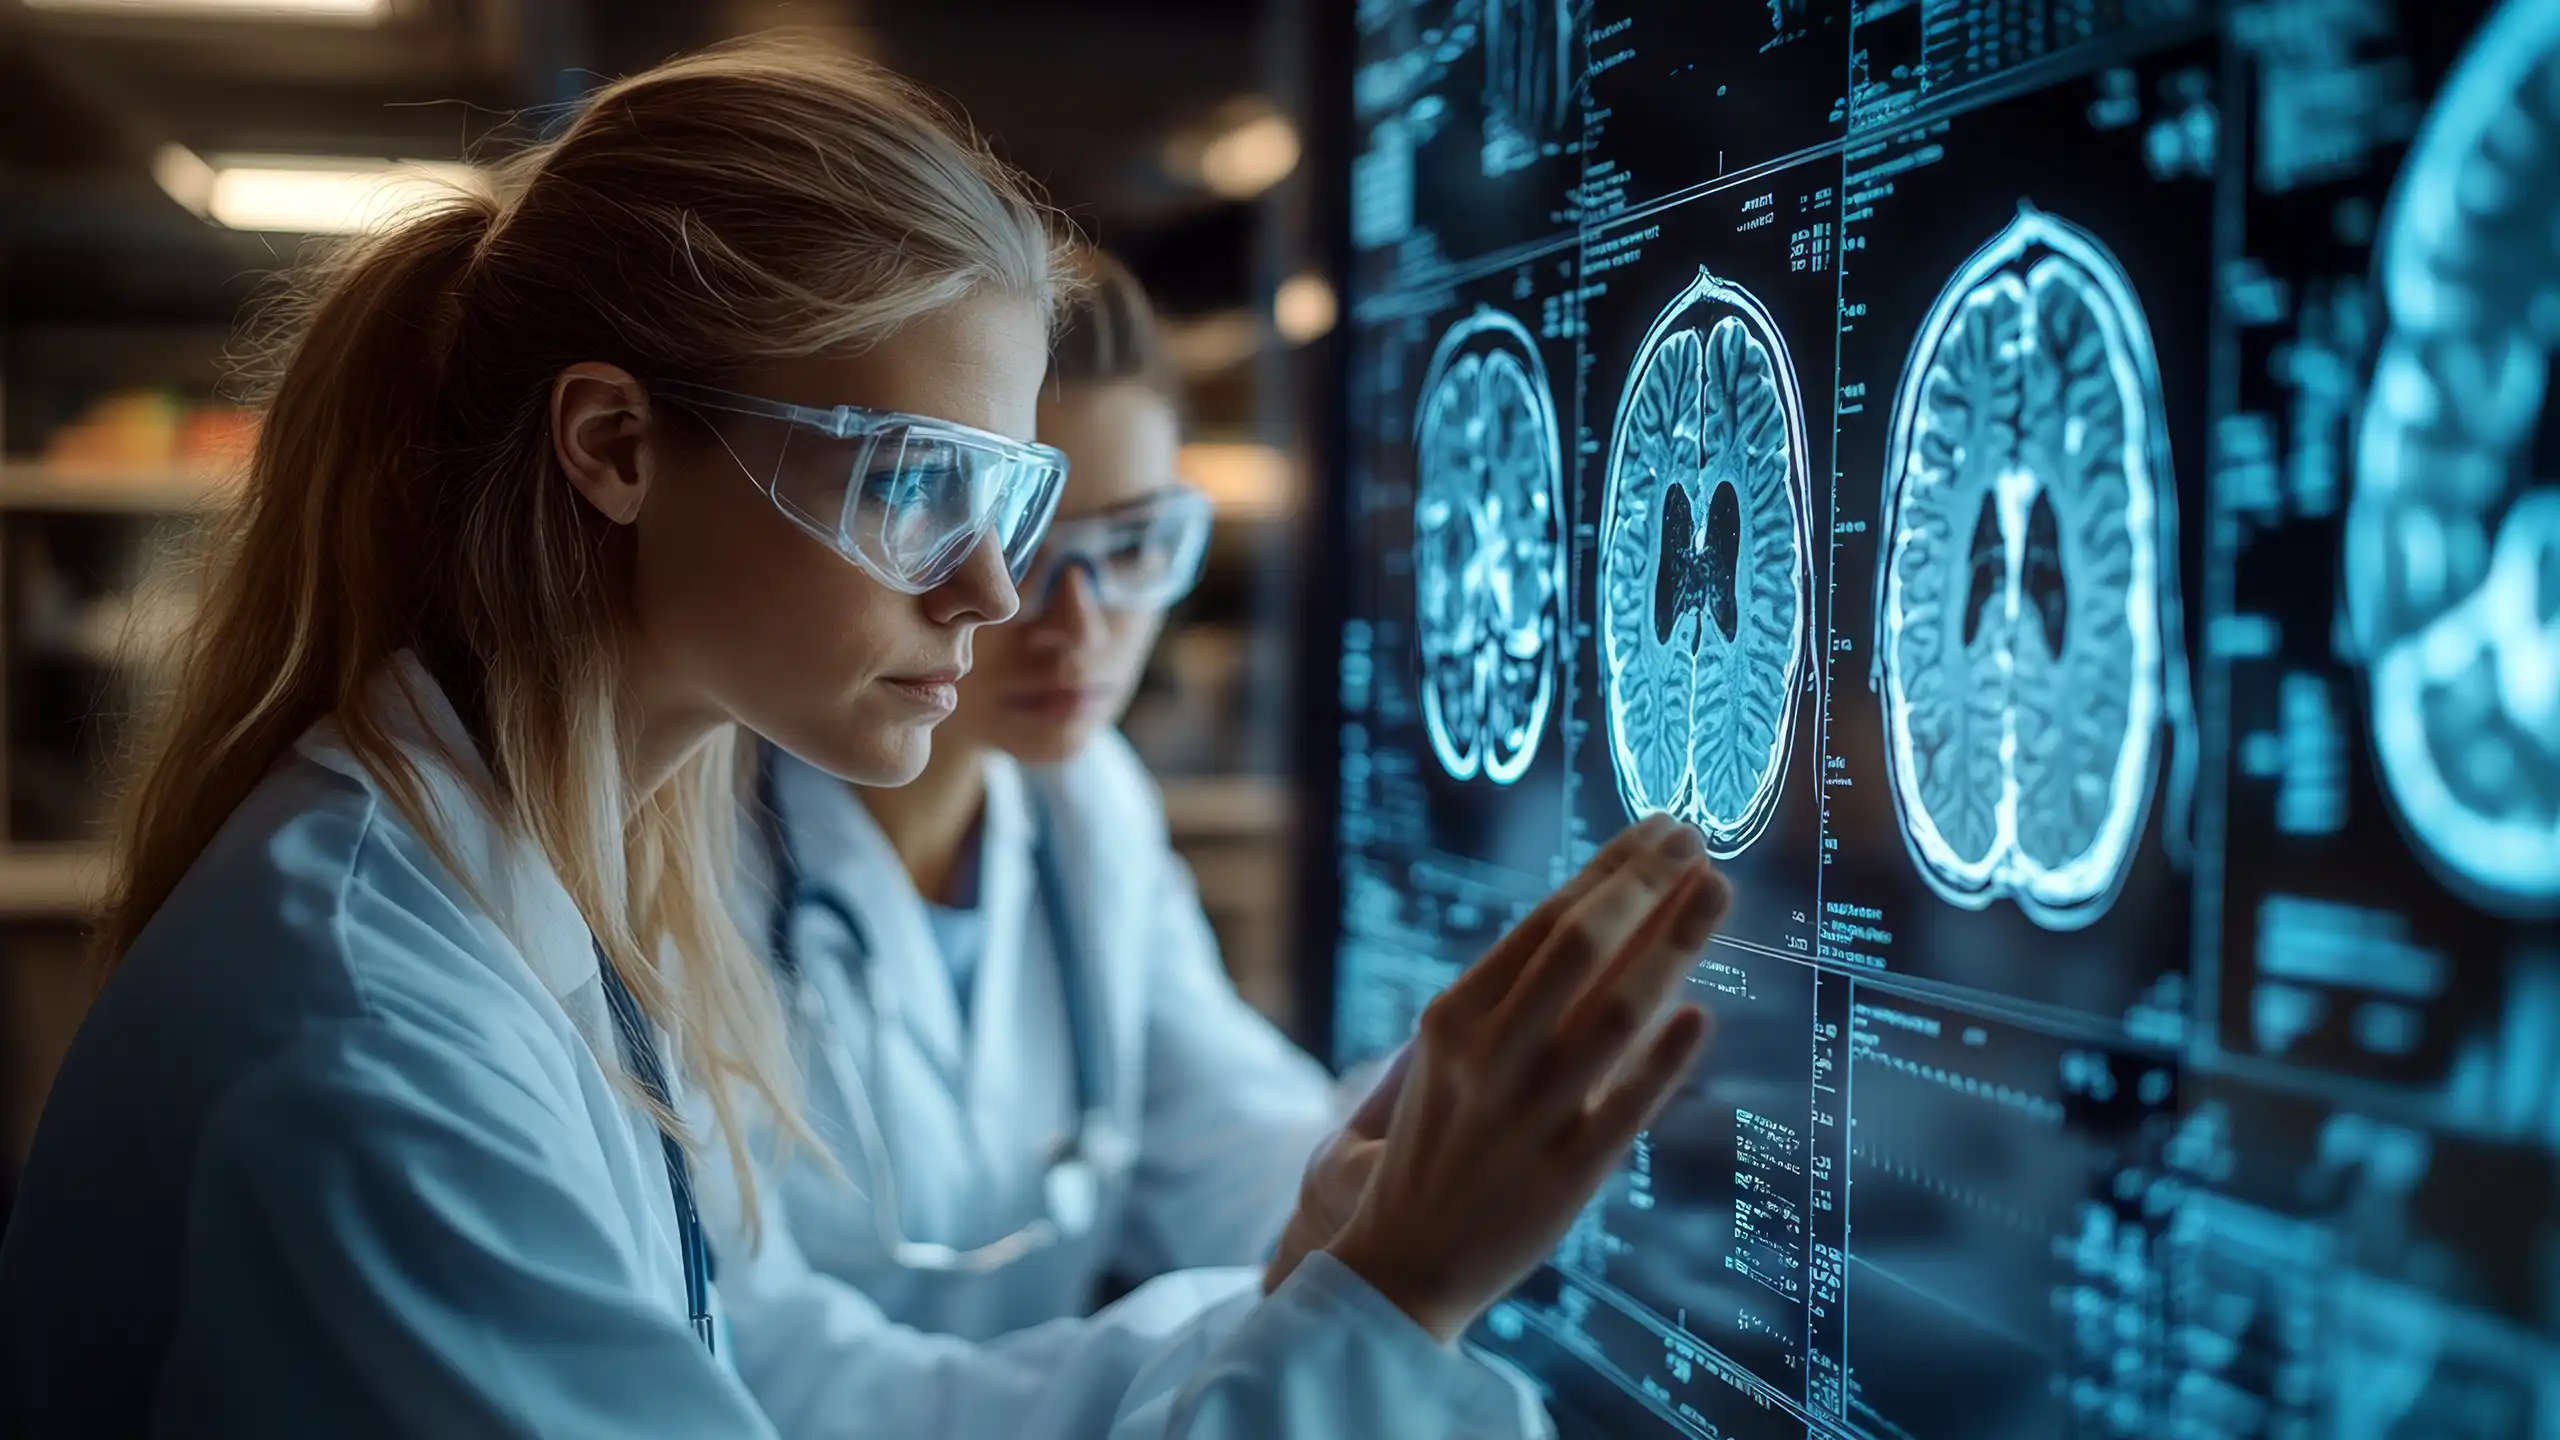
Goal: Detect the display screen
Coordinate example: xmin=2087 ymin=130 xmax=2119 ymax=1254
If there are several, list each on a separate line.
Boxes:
xmin=1321 ymin=1 xmax=2560 ymax=1435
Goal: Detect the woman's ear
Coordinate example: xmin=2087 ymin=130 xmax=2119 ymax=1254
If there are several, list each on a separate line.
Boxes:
xmin=553 ymin=363 xmax=655 ymax=525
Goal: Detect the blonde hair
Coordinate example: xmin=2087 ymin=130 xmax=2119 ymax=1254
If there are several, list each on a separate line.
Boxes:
xmin=100 ymin=38 xmax=1066 ymax=1205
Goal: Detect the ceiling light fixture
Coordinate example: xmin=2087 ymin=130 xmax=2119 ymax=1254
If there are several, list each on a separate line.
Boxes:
xmin=27 ymin=0 xmax=387 ymax=21
xmin=1273 ymin=271 xmax=1337 ymax=345
xmin=1194 ymin=112 xmax=1301 ymax=200
xmin=154 ymin=146 xmax=477 ymax=234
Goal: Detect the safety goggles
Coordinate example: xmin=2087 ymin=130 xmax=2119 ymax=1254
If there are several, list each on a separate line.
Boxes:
xmin=653 ymin=380 xmax=1069 ymax=595
xmin=1016 ymin=485 xmax=1215 ymax=617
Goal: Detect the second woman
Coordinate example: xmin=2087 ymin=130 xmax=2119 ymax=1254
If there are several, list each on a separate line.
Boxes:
xmin=707 ymin=253 xmax=1356 ymax=1437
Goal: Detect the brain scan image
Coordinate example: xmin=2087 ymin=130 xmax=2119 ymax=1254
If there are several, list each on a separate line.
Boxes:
xmin=1414 ymin=306 xmax=1566 ymax=785
xmin=1599 ymin=269 xmax=1815 ymax=857
xmin=1874 ymin=205 xmax=2185 ymax=931
xmin=2347 ymin=0 xmax=2560 ymax=914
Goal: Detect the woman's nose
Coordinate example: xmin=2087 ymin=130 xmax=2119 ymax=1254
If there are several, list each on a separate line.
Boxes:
xmin=924 ymin=532 xmax=1021 ymax=626
xmin=1032 ymin=563 xmax=1112 ymax=650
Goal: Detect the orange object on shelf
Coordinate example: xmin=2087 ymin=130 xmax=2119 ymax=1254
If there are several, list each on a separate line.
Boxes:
xmin=178 ymin=408 xmax=261 ymax=468
xmin=40 ymin=391 xmax=185 ymax=473
xmin=32 ymin=393 xmax=257 ymax=494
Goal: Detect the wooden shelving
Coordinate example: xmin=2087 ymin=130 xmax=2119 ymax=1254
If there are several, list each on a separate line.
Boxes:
xmin=1 ymin=464 xmax=226 ymax=882
xmin=1161 ymin=774 xmax=1289 ymax=839
xmin=0 ymin=848 xmax=106 ymax=919
xmin=0 ymin=464 xmax=236 ymax=515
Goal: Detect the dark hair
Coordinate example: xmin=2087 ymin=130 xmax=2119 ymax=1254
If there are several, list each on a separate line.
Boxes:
xmin=1049 ymin=248 xmax=1174 ymax=398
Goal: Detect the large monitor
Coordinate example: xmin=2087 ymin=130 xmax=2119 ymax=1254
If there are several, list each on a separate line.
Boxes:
xmin=1311 ymin=1 xmax=2560 ymax=1435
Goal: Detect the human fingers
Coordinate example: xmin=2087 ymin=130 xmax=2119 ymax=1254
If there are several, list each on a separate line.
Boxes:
xmin=1556 ymin=857 xmax=1731 ymax=1052
xmin=1566 ymin=1004 xmax=1712 ymax=1175
xmin=1528 ymin=862 xmax=1728 ymax=1103
xmin=1484 ymin=821 xmax=1707 ymax=1038
xmin=1439 ymin=816 xmax=1677 ymax=1016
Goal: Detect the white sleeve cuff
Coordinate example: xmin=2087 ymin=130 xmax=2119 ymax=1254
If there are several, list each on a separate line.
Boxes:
xmin=1107 ymin=1252 xmax=1554 ymax=1438
xmin=1270 ymin=1253 xmax=1551 ymax=1438
xmin=1460 ymin=1338 xmax=1560 ymax=1440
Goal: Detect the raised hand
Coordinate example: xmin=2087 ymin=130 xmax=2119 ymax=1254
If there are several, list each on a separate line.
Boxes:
xmin=1321 ymin=816 xmax=1729 ymax=1343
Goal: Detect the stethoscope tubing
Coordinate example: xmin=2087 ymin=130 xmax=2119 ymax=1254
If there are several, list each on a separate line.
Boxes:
xmin=755 ymin=745 xmax=1117 ymax=1273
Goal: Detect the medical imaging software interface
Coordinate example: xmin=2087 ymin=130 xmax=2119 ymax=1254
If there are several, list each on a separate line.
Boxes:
xmin=1323 ymin=1 xmax=2560 ymax=1436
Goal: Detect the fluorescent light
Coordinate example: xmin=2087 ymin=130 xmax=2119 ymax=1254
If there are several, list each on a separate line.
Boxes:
xmin=1273 ymin=272 xmax=1337 ymax=345
xmin=27 ymin=0 xmax=386 ymax=20
xmin=154 ymin=146 xmax=478 ymax=234
xmin=149 ymin=144 xmax=218 ymax=217
xmin=1196 ymin=113 xmax=1300 ymax=200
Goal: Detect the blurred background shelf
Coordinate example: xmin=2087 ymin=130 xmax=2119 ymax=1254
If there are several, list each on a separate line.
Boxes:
xmin=0 ymin=465 xmax=235 ymax=514
xmin=0 ymin=848 xmax=106 ymax=919
xmin=1161 ymin=774 xmax=1289 ymax=840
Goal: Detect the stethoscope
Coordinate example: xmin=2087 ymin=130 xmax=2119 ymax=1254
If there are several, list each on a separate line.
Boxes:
xmin=756 ymin=744 xmax=1131 ymax=1274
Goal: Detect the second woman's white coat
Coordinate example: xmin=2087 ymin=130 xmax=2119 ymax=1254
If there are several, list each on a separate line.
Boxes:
xmin=698 ymin=738 xmax=1482 ymax=1437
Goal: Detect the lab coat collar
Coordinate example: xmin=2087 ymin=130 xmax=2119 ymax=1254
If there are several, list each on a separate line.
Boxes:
xmin=288 ymin=655 xmax=692 ymax=1329
xmin=768 ymin=747 xmax=1037 ymax=1089
xmin=1018 ymin=736 xmax=1144 ymax=1122
xmin=292 ymin=652 xmax=601 ymax=1011
xmin=959 ymin=755 xmax=1039 ymax=1126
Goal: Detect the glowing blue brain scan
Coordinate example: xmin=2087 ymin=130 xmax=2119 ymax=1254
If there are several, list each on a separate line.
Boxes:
xmin=2347 ymin=0 xmax=2560 ymax=914
xmin=1600 ymin=269 xmax=1814 ymax=856
xmin=1414 ymin=306 xmax=1566 ymax=785
xmin=1875 ymin=206 xmax=2180 ymax=930
xmin=1335 ymin=10 xmax=2556 ymax=1439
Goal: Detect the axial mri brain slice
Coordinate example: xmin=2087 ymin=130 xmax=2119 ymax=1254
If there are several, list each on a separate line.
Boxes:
xmin=1876 ymin=205 xmax=2179 ymax=930
xmin=1414 ymin=306 xmax=1565 ymax=785
xmin=2347 ymin=0 xmax=2560 ymax=912
xmin=1600 ymin=269 xmax=1814 ymax=857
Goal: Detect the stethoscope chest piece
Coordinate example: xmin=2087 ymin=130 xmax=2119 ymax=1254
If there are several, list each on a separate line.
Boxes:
xmin=1044 ymin=1113 xmax=1135 ymax=1241
xmin=1044 ymin=1156 xmax=1102 ymax=1240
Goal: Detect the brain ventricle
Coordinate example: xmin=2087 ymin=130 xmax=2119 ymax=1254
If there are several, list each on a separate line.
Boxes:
xmin=1878 ymin=206 xmax=2174 ymax=931
xmin=1601 ymin=271 xmax=1813 ymax=858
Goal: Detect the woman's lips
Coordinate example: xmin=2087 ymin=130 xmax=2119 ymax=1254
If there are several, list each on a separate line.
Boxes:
xmin=881 ymin=670 xmax=963 ymax=715
xmin=1001 ymin=686 xmax=1102 ymax=722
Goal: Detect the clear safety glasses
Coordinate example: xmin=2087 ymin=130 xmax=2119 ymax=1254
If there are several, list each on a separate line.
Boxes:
xmin=1016 ymin=485 xmax=1215 ymax=618
xmin=654 ymin=380 xmax=1069 ymax=595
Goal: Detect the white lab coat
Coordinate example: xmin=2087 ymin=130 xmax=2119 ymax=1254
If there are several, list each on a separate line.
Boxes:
xmin=706 ymin=743 xmax=1516 ymax=1439
xmin=733 ymin=741 xmax=1332 ymax=1329
xmin=0 ymin=657 xmax=1540 ymax=1440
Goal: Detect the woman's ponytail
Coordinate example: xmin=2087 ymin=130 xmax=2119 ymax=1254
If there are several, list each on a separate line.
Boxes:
xmin=103 ymin=192 xmax=495 ymax=965
xmin=98 ymin=39 xmax=1064 ymax=1224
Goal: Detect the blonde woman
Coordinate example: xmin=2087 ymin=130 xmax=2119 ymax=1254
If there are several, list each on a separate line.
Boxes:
xmin=0 ymin=41 xmax=1729 ymax=1440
